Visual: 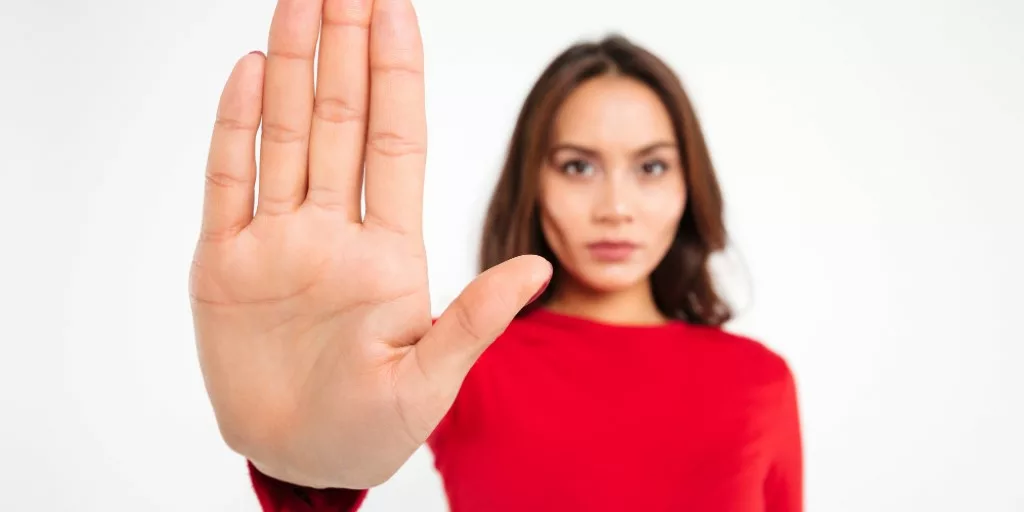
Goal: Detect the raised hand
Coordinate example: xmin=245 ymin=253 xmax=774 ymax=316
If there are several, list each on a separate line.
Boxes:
xmin=189 ymin=0 xmax=551 ymax=489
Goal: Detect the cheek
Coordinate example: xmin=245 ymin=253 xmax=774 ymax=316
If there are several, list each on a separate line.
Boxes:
xmin=641 ymin=184 xmax=687 ymax=247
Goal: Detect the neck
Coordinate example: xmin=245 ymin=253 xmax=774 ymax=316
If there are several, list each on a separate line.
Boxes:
xmin=544 ymin=274 xmax=668 ymax=326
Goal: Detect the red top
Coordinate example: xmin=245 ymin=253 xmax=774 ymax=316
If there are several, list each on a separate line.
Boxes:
xmin=249 ymin=308 xmax=803 ymax=511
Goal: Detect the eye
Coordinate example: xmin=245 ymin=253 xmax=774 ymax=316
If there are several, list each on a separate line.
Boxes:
xmin=561 ymin=159 xmax=595 ymax=176
xmin=641 ymin=160 xmax=669 ymax=176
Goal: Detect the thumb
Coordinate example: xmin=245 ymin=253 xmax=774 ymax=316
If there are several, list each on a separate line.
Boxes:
xmin=411 ymin=254 xmax=552 ymax=393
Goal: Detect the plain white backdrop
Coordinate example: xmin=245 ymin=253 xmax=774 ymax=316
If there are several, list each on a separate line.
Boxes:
xmin=1 ymin=0 xmax=1022 ymax=510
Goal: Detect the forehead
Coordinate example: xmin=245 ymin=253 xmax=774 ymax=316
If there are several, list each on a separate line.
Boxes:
xmin=550 ymin=75 xmax=675 ymax=148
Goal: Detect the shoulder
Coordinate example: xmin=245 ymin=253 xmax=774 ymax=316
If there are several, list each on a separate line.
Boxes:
xmin=686 ymin=324 xmax=797 ymax=388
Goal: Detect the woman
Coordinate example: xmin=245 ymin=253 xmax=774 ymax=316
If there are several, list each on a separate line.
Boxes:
xmin=189 ymin=0 xmax=802 ymax=510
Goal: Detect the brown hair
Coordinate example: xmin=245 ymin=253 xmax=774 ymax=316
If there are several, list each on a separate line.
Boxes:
xmin=479 ymin=34 xmax=732 ymax=326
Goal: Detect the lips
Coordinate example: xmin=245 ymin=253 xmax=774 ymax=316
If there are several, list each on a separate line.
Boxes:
xmin=586 ymin=240 xmax=638 ymax=262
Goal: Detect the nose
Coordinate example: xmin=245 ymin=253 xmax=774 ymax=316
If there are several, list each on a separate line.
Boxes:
xmin=593 ymin=169 xmax=634 ymax=224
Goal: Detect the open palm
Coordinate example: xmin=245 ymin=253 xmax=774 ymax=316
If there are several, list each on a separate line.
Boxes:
xmin=189 ymin=0 xmax=551 ymax=489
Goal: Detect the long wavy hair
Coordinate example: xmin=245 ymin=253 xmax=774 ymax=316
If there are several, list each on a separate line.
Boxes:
xmin=479 ymin=34 xmax=733 ymax=326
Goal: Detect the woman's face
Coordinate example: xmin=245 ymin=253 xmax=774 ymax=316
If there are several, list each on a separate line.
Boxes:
xmin=538 ymin=75 xmax=687 ymax=294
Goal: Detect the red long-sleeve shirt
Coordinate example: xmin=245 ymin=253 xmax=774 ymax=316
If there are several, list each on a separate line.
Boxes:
xmin=249 ymin=307 xmax=803 ymax=511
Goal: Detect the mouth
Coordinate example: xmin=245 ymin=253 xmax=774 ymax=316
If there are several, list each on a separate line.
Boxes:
xmin=586 ymin=240 xmax=639 ymax=262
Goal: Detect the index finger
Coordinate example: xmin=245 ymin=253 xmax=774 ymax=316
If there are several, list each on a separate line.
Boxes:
xmin=362 ymin=0 xmax=427 ymax=235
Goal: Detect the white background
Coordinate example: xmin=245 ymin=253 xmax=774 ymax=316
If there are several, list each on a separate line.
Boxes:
xmin=2 ymin=0 xmax=1023 ymax=510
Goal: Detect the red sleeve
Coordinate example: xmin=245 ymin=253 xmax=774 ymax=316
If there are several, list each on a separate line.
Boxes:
xmin=764 ymin=364 xmax=803 ymax=512
xmin=248 ymin=461 xmax=368 ymax=512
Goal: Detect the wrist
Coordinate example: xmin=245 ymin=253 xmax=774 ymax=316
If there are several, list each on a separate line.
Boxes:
xmin=249 ymin=458 xmax=339 ymax=490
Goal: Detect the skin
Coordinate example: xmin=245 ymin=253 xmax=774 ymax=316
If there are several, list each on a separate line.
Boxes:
xmin=540 ymin=75 xmax=687 ymax=326
xmin=190 ymin=0 xmax=680 ymax=491
xmin=192 ymin=0 xmax=550 ymax=489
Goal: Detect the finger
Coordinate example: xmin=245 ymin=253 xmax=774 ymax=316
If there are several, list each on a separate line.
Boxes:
xmin=404 ymin=255 xmax=552 ymax=403
xmin=306 ymin=0 xmax=372 ymax=220
xmin=362 ymin=0 xmax=427 ymax=234
xmin=257 ymin=0 xmax=324 ymax=215
xmin=201 ymin=52 xmax=266 ymax=241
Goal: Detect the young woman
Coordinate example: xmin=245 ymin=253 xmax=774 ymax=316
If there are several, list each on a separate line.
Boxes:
xmin=189 ymin=0 xmax=802 ymax=510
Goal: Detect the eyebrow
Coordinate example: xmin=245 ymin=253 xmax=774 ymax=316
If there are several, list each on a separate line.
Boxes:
xmin=548 ymin=141 xmax=677 ymax=158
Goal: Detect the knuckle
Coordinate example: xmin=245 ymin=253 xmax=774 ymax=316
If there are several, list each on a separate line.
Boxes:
xmin=313 ymin=96 xmax=365 ymax=126
xmin=215 ymin=116 xmax=258 ymax=133
xmin=261 ymin=121 xmax=308 ymax=145
xmin=370 ymin=60 xmax=423 ymax=78
xmin=198 ymin=224 xmax=246 ymax=243
xmin=366 ymin=130 xmax=425 ymax=158
xmin=266 ymin=47 xmax=314 ymax=64
xmin=257 ymin=194 xmax=299 ymax=216
xmin=305 ymin=186 xmax=348 ymax=211
xmin=452 ymin=300 xmax=488 ymax=343
xmin=205 ymin=169 xmax=250 ymax=190
xmin=322 ymin=5 xmax=371 ymax=30
xmin=362 ymin=214 xmax=411 ymax=236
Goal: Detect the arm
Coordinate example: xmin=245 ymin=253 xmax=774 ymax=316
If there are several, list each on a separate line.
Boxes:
xmin=249 ymin=461 xmax=368 ymax=512
xmin=764 ymin=365 xmax=803 ymax=512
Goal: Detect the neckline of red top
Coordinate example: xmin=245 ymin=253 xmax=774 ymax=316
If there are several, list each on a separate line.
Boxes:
xmin=524 ymin=306 xmax=692 ymax=335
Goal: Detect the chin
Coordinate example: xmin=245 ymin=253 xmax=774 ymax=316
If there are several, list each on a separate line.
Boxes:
xmin=571 ymin=263 xmax=651 ymax=294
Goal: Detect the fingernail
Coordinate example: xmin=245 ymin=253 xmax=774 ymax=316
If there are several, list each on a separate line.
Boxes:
xmin=527 ymin=277 xmax=551 ymax=305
